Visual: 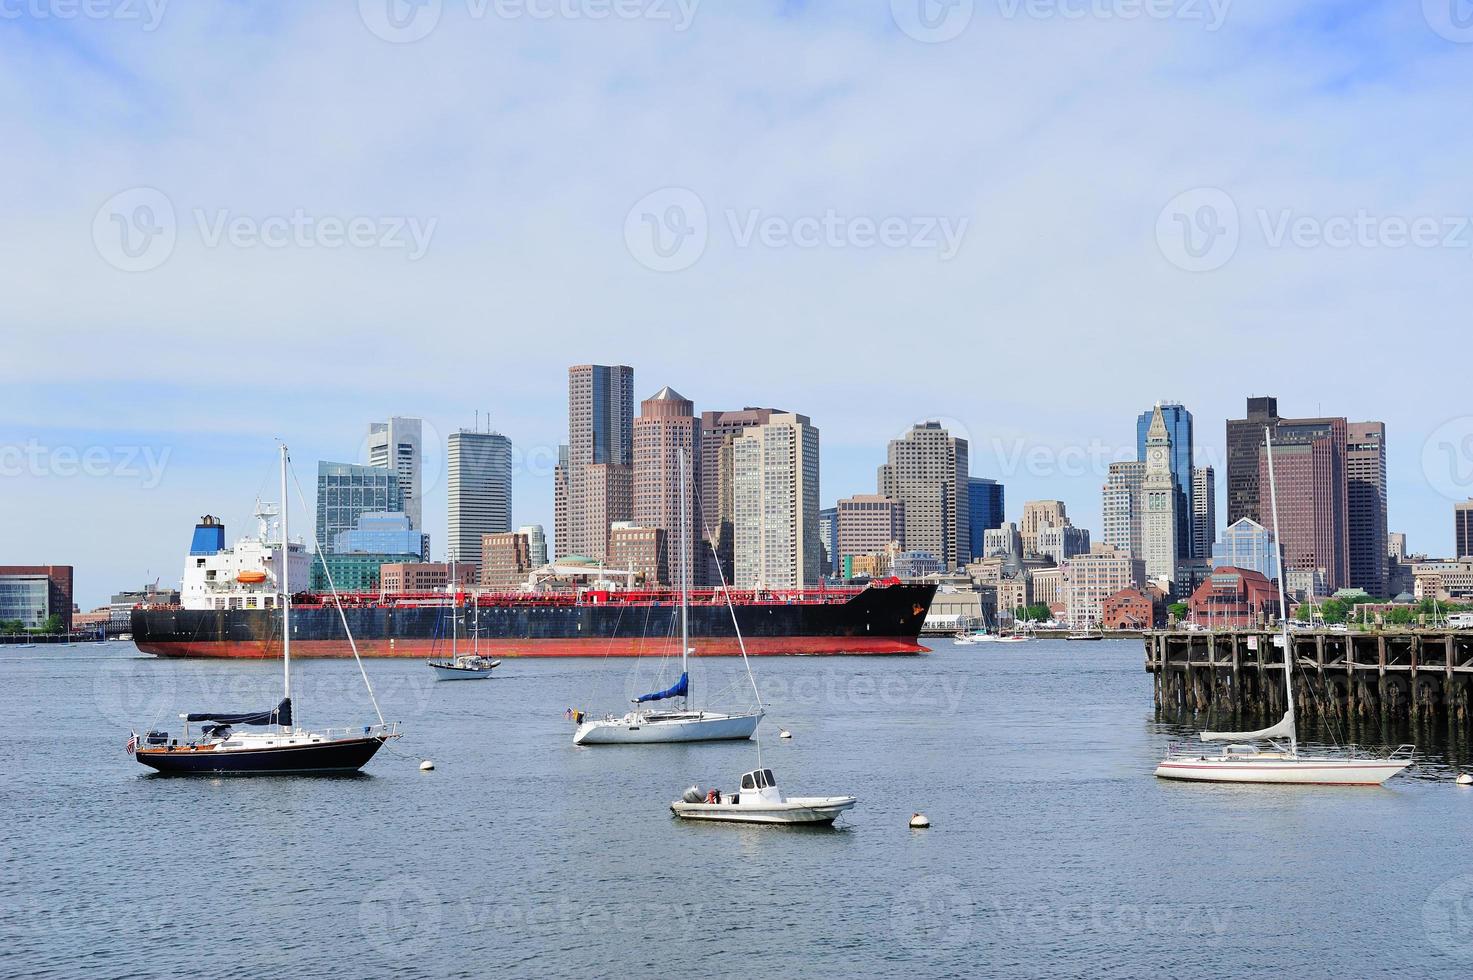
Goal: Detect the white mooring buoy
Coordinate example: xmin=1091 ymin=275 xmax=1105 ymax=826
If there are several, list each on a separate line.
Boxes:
xmin=778 ymin=729 xmax=792 ymax=739
xmin=1457 ymin=772 xmax=1472 ymax=786
xmin=909 ymin=813 xmax=931 ymax=829
xmin=419 ymin=760 xmax=435 ymax=771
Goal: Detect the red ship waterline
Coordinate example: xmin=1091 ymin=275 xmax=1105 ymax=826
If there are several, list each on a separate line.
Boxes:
xmin=130 ymin=582 xmax=938 ymax=658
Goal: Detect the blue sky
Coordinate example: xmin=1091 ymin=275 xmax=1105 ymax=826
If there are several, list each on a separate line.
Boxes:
xmin=4 ymin=1 xmax=1473 ymax=607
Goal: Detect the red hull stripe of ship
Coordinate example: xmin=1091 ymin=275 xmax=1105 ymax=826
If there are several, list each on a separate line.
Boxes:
xmin=136 ymin=637 xmax=929 ymax=658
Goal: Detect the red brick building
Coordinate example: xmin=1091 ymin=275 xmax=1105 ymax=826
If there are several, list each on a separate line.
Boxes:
xmin=1187 ymin=567 xmax=1279 ymax=629
xmin=1101 ymin=588 xmax=1154 ymax=630
xmin=380 ymin=562 xmax=476 ymax=594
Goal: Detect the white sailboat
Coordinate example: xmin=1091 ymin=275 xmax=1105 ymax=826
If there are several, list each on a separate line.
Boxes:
xmin=573 ymin=446 xmax=764 ymax=745
xmin=1155 ymin=427 xmax=1413 ymax=786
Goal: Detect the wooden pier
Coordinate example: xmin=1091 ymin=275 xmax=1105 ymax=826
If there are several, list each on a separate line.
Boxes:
xmin=1146 ymin=629 xmax=1473 ymax=727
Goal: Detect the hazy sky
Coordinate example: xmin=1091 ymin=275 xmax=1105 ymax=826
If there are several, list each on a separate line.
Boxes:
xmin=4 ymin=1 xmax=1473 ymax=607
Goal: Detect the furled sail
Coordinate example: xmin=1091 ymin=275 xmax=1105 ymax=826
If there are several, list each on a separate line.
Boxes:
xmin=634 ymin=673 xmax=688 ymax=704
xmin=1199 ymin=711 xmax=1294 ymax=743
xmin=186 ymin=698 xmax=292 ymax=727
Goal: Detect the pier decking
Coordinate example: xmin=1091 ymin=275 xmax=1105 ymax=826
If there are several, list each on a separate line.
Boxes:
xmin=1146 ymin=629 xmax=1473 ymax=726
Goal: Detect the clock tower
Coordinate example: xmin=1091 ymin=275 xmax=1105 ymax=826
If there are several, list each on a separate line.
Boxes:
xmin=1142 ymin=403 xmax=1179 ymax=588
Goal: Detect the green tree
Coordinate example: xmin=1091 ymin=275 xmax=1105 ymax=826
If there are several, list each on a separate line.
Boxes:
xmin=38 ymin=614 xmax=64 ymax=635
xmin=0 ymin=618 xmax=23 ymax=634
xmin=1014 ymin=603 xmax=1052 ymax=624
xmin=1168 ymin=602 xmax=1189 ymax=622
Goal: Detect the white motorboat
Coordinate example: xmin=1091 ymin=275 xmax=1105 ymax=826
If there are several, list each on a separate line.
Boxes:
xmin=573 ymin=447 xmax=763 ymax=746
xmin=670 ymin=767 xmax=856 ymax=825
xmin=428 ymin=654 xmax=500 ymax=680
xmin=1156 ymin=427 xmax=1413 ymax=787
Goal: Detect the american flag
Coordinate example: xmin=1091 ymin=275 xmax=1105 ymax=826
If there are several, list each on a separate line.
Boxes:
xmin=125 ymin=733 xmax=138 ymax=755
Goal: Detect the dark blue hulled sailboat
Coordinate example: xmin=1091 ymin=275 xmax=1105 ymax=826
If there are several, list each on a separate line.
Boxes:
xmin=131 ymin=445 xmax=398 ymax=775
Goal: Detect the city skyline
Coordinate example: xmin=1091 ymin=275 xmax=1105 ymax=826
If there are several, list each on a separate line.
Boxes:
xmin=9 ymin=376 xmax=1471 ymax=607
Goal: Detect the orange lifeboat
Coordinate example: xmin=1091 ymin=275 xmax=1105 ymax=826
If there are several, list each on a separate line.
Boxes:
xmin=237 ymin=570 xmax=268 ymax=584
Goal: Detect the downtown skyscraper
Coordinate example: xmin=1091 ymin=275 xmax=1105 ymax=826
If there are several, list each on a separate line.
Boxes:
xmin=878 ymin=422 xmax=970 ymax=570
xmin=698 ymin=406 xmax=785 ymax=585
xmin=366 ymin=416 xmax=423 ymax=531
xmin=1227 ymin=397 xmax=1382 ymax=594
xmin=632 ymin=386 xmax=699 ymax=588
xmin=1135 ymin=402 xmax=1198 ymax=560
xmin=447 ymin=427 xmax=512 ymax=568
xmin=733 ymin=413 xmax=821 ymax=589
xmin=561 ymin=364 xmax=634 ymax=562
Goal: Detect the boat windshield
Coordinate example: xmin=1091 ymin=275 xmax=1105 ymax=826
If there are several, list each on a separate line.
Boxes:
xmin=762 ymin=769 xmax=776 ymax=787
xmin=741 ymin=772 xmax=756 ymax=790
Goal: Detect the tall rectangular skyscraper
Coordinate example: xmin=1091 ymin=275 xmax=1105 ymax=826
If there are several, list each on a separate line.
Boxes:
xmin=733 ymin=413 xmax=820 ymax=589
xmin=878 ymin=422 xmax=969 ymax=570
xmin=1192 ymin=466 xmax=1216 ymax=563
xmin=1258 ymin=418 xmax=1349 ymax=591
xmin=1346 ymin=422 xmax=1388 ymax=596
xmin=366 ymin=417 xmax=423 ymax=531
xmin=447 ymin=429 xmax=512 ymax=568
xmin=316 ymin=462 xmax=401 ymax=555
xmin=566 ymin=365 xmax=634 ymax=561
xmin=1226 ymin=397 xmax=1281 ymax=526
xmin=698 ymin=407 xmax=785 ymax=584
xmin=1457 ymin=501 xmax=1473 ymax=559
xmin=1102 ymin=462 xmax=1145 ymax=560
xmin=967 ymin=477 xmax=1004 ymax=563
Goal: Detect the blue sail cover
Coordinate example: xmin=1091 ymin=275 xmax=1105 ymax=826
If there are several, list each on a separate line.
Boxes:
xmin=186 ymin=698 xmax=292 ymax=727
xmin=634 ymin=673 xmax=688 ymax=704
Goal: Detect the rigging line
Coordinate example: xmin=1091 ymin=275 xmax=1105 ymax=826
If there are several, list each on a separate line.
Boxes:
xmin=286 ymin=459 xmax=387 ymax=728
xmin=695 ymin=492 xmax=763 ymax=713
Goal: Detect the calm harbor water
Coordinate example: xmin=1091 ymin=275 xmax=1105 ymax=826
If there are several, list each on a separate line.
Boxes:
xmin=4 ymin=638 xmax=1472 ymax=978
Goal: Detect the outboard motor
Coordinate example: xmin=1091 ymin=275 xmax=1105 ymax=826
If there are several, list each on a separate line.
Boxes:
xmin=682 ymin=786 xmax=705 ymax=804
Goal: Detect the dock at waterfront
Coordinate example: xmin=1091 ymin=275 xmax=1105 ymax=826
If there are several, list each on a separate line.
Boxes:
xmin=1146 ymin=629 xmax=1473 ymax=727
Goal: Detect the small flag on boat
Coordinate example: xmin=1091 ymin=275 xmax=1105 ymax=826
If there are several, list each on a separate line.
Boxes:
xmin=125 ymin=733 xmax=138 ymax=755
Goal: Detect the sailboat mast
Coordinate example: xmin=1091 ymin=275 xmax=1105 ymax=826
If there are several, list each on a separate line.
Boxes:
xmin=679 ymin=444 xmax=690 ymax=710
xmin=1263 ymin=426 xmax=1297 ymax=757
xmin=279 ymin=443 xmax=292 ymax=724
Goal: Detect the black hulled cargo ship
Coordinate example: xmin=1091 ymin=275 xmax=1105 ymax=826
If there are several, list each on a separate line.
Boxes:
xmin=131 ymin=582 xmax=937 ymax=658
xmin=133 ymin=514 xmax=936 ymax=658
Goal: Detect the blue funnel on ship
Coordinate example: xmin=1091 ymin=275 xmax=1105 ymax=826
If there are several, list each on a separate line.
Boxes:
xmin=190 ymin=515 xmax=225 ymax=555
